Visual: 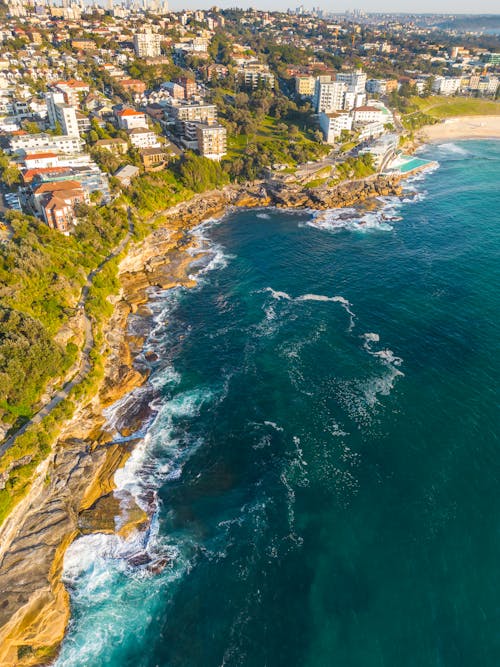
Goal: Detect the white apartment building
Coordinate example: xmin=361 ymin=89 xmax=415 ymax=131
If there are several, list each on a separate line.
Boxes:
xmin=10 ymin=133 xmax=84 ymax=155
xmin=432 ymin=76 xmax=461 ymax=96
xmin=352 ymin=106 xmax=385 ymax=124
xmin=134 ymin=30 xmax=162 ymax=58
xmin=336 ymin=71 xmax=367 ymax=95
xmin=56 ymin=105 xmax=80 ymax=137
xmin=46 ymin=92 xmax=66 ymax=127
xmin=343 ymin=91 xmax=367 ymax=111
xmin=314 ymin=78 xmax=347 ymax=113
xmin=46 ymin=92 xmax=80 ymax=136
xmin=128 ymin=127 xmax=161 ymax=149
xmin=477 ymin=76 xmax=499 ymax=96
xmin=24 ymin=153 xmax=60 ymax=169
xmin=357 ymin=121 xmax=385 ymax=141
xmin=319 ymin=111 xmax=353 ymax=144
xmin=173 ymin=38 xmax=209 ymax=54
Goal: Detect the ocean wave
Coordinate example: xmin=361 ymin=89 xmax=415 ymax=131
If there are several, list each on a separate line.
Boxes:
xmin=362 ymin=332 xmax=403 ymax=367
xmin=256 ymin=212 xmax=271 ymax=219
xmin=187 ymin=217 xmax=235 ymax=281
xmin=263 ymin=287 xmax=356 ymax=331
xmin=436 ymin=142 xmax=470 ymax=156
xmin=57 ymin=373 xmax=225 ymax=666
xmin=305 ymin=206 xmax=395 ymax=234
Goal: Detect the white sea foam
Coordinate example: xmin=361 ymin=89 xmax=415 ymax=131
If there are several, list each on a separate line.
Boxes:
xmin=264 ymin=287 xmax=292 ymax=300
xmin=436 ymin=142 xmax=469 ymax=156
xmin=262 ymin=288 xmax=356 ymax=331
xmin=362 ymin=331 xmax=403 ymax=367
xmin=187 ymin=217 xmax=234 ymax=282
xmin=305 ymin=206 xmax=395 ymax=234
xmin=256 ymin=212 xmax=271 ymax=219
xmin=264 ymin=420 xmax=284 ymax=432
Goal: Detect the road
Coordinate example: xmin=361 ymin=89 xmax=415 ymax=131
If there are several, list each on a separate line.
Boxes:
xmin=0 ymin=208 xmax=134 ymax=457
xmin=295 ymin=150 xmax=340 ymax=177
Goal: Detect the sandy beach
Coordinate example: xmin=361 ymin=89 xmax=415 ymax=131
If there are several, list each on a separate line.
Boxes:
xmin=418 ymin=115 xmax=500 ymax=142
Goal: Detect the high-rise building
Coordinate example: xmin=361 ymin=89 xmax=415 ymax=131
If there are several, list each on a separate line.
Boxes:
xmin=133 ymin=29 xmax=161 ymax=58
xmin=195 ymin=123 xmax=227 ymax=160
xmin=336 ymin=71 xmax=367 ymax=95
xmin=46 ymin=92 xmax=80 ymax=137
xmin=313 ymin=78 xmax=346 ymax=113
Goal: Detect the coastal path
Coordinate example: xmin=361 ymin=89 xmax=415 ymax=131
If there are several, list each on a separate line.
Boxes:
xmin=0 ymin=209 xmax=135 ymax=458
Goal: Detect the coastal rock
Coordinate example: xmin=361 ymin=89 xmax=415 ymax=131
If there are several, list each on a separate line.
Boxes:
xmin=0 ymin=170 xmax=404 ymax=665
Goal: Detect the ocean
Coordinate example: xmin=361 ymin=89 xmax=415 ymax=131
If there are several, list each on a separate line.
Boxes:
xmin=55 ymin=140 xmax=500 ymax=667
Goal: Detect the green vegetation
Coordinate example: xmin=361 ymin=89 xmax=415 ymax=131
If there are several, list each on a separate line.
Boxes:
xmin=0 ymin=398 xmax=75 ymax=525
xmin=179 ymin=153 xmax=229 ymax=192
xmin=224 ymin=115 xmax=329 ymax=180
xmin=124 ymin=169 xmax=192 ymax=217
xmin=392 ymin=92 xmax=500 ymax=133
xmin=0 ymin=150 xmax=21 ymax=187
xmin=410 ymin=96 xmax=500 ymax=119
xmin=335 ymin=154 xmax=376 ymax=181
xmin=0 ymin=205 xmax=128 ymax=428
xmin=401 ymin=111 xmax=439 ymax=132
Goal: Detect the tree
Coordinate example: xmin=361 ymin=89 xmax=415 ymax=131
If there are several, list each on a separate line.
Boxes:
xmin=3 ymin=165 xmax=21 ymax=187
xmin=179 ymin=153 xmax=229 ymax=192
xmin=22 ymin=121 xmax=41 ymax=134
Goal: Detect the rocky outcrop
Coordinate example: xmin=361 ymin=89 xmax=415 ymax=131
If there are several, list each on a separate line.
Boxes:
xmin=0 ymin=223 xmax=202 ymax=666
xmin=0 ymin=171 xmax=403 ymax=665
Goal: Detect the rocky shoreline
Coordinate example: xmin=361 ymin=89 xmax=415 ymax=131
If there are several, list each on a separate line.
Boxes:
xmin=0 ymin=173 xmax=403 ymax=666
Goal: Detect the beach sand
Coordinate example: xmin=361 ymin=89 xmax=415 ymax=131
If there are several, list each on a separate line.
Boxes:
xmin=418 ymin=115 xmax=500 ymax=142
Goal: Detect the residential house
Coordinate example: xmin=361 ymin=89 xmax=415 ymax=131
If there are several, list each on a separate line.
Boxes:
xmin=128 ymin=127 xmax=160 ymax=149
xmin=140 ymin=146 xmax=167 ymax=171
xmin=116 ymin=108 xmax=148 ymax=131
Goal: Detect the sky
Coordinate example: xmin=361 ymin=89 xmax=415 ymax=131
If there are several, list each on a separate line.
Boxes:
xmin=168 ymin=0 xmax=500 ymax=14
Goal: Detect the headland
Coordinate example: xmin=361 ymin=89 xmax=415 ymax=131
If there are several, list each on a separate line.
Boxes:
xmin=0 ymin=173 xmax=403 ymax=666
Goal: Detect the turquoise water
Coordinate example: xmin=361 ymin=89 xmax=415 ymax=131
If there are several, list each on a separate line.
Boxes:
xmin=56 ymin=140 xmax=500 ymax=667
xmin=398 ymin=156 xmax=433 ymax=174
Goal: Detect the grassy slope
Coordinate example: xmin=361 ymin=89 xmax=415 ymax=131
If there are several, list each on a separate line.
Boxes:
xmin=411 ymin=96 xmax=500 ymax=118
xmin=226 ymin=115 xmax=327 ymax=163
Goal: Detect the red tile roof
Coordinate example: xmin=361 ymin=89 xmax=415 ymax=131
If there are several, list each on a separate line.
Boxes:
xmin=34 ymin=180 xmax=83 ymax=195
xmin=25 ymin=152 xmax=59 ymax=160
xmin=117 ymin=108 xmax=144 ymax=117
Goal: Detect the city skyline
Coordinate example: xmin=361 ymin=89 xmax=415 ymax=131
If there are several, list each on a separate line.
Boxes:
xmin=166 ymin=1 xmax=500 ymax=13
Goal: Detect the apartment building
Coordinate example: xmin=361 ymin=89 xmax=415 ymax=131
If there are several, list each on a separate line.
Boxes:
xmin=237 ymin=63 xmax=275 ymax=89
xmin=167 ymin=102 xmax=217 ymax=124
xmin=313 ymin=78 xmax=347 ymax=113
xmin=336 ymin=71 xmax=367 ymax=95
xmin=175 ymin=77 xmax=197 ymax=99
xmin=295 ymin=76 xmax=316 ymax=97
xmin=128 ymin=127 xmax=160 ymax=149
xmin=134 ymin=30 xmax=162 ymax=58
xmin=432 ymin=76 xmax=461 ymax=96
xmin=52 ymin=80 xmax=90 ymax=107
xmin=319 ymin=111 xmax=353 ymax=144
xmin=121 ymin=79 xmax=147 ymax=94
xmin=10 ymin=133 xmax=84 ymax=155
xmin=33 ymin=180 xmax=88 ymax=232
xmin=195 ymin=123 xmax=227 ymax=160
xmin=161 ymin=82 xmax=185 ymax=99
xmin=352 ymin=105 xmax=385 ymax=124
xmin=46 ymin=92 xmax=80 ymax=136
